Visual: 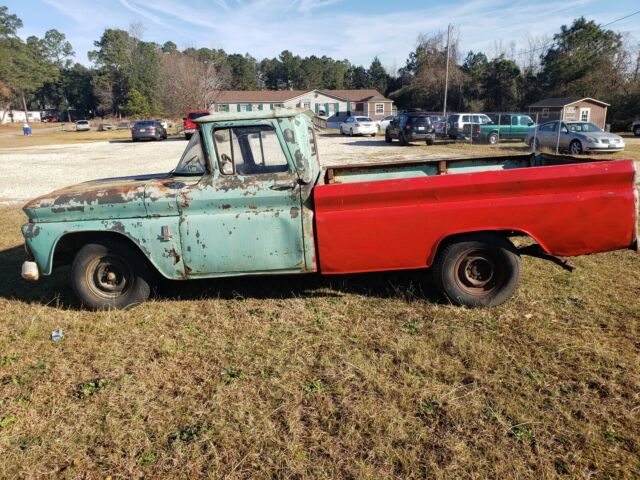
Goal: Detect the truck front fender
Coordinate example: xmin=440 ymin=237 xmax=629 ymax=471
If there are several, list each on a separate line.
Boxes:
xmin=23 ymin=217 xmax=186 ymax=280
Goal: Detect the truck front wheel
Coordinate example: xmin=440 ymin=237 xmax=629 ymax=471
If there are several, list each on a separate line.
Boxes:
xmin=432 ymin=233 xmax=522 ymax=307
xmin=487 ymin=132 xmax=499 ymax=144
xmin=71 ymin=239 xmax=152 ymax=310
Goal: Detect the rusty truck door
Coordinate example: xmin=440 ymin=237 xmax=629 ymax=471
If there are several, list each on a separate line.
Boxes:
xmin=177 ymin=123 xmax=307 ymax=276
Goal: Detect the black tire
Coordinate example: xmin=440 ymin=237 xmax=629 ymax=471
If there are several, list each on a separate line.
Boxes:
xmin=426 ymin=136 xmax=435 ymax=146
xmin=132 ymin=138 xmax=139 ymax=143
xmin=385 ymin=133 xmax=392 ymax=143
xmin=634 ymin=126 xmax=640 ymax=137
xmin=487 ymin=132 xmax=499 ymax=145
xmin=185 ymin=133 xmax=192 ymax=140
xmin=370 ymin=133 xmax=376 ymax=137
xmin=569 ymin=139 xmax=583 ymax=155
xmin=529 ymin=138 xmax=540 ymax=151
xmin=399 ymin=132 xmax=408 ymax=146
xmin=71 ymin=238 xmax=152 ymax=310
xmin=432 ymin=233 xmax=522 ymax=308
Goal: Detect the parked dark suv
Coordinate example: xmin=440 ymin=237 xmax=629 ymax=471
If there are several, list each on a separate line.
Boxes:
xmin=385 ymin=111 xmax=435 ymax=145
xmin=131 ymin=120 xmax=168 ymax=142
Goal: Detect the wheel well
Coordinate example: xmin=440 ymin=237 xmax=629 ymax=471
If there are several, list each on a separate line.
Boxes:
xmin=430 ymin=230 xmax=544 ymax=265
xmin=52 ymin=231 xmax=153 ymax=271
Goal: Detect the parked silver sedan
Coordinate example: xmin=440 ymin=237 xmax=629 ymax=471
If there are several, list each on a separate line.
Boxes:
xmin=526 ymin=121 xmax=625 ymax=154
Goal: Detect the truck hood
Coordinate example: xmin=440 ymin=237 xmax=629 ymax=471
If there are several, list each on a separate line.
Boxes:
xmin=24 ymin=172 xmax=179 ymax=223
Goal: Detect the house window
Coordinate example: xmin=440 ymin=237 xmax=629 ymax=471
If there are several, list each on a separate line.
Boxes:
xmin=375 ymin=103 xmax=384 ymax=114
xmin=542 ymin=108 xmax=549 ymax=119
xmin=239 ymin=104 xmax=251 ymax=112
xmin=301 ymin=100 xmax=311 ymax=109
xmin=216 ymin=104 xmax=229 ymax=112
xmin=580 ymin=108 xmax=590 ymax=122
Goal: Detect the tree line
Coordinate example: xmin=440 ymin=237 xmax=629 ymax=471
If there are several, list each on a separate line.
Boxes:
xmin=1 ymin=5 xmax=638 ymax=128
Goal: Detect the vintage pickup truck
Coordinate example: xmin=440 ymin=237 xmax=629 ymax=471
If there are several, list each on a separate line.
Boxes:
xmin=21 ymin=109 xmax=638 ymax=309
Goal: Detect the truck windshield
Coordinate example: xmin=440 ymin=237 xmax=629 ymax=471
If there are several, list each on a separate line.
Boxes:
xmin=174 ymin=131 xmax=206 ymax=175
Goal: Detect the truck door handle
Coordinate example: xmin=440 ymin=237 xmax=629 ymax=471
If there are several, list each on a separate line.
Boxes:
xmin=270 ymin=182 xmax=296 ymax=191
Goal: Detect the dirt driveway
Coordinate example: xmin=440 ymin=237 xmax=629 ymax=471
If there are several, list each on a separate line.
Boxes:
xmin=0 ymin=134 xmax=519 ymax=204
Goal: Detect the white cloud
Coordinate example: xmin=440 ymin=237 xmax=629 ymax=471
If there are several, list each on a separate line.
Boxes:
xmin=40 ymin=0 xmax=640 ymax=71
xmin=117 ymin=0 xmax=176 ymax=30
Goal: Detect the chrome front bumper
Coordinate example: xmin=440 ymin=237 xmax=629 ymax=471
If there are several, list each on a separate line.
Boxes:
xmin=21 ymin=261 xmax=39 ymax=281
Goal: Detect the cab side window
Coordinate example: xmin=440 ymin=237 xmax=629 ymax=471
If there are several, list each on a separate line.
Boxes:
xmin=214 ymin=125 xmax=289 ymax=176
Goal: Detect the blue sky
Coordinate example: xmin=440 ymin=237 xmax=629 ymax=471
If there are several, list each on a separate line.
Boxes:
xmin=6 ymin=0 xmax=640 ymax=71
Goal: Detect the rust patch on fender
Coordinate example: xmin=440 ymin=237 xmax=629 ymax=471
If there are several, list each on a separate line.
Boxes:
xmin=24 ymin=223 xmax=41 ymax=239
xmin=290 ymin=207 xmax=300 ymax=218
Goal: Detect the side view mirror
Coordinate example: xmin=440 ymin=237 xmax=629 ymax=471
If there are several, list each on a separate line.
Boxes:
xmin=528 ymin=122 xmax=534 ymax=126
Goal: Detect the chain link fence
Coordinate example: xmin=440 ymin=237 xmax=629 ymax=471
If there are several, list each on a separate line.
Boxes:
xmin=436 ymin=111 xmax=566 ymax=154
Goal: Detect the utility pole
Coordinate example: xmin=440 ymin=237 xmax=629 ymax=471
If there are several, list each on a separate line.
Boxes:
xmin=443 ymin=24 xmax=453 ymax=118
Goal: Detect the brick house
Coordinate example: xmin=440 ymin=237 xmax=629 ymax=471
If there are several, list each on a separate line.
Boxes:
xmin=210 ymin=89 xmax=394 ymax=128
xmin=528 ymin=97 xmax=609 ymax=129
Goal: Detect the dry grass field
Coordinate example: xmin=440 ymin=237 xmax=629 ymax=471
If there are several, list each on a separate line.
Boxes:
xmin=0 ymin=121 xmax=182 ymax=148
xmin=0 ymin=137 xmax=639 ymax=478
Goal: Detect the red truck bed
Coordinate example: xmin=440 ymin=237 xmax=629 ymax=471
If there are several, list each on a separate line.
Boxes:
xmin=314 ymin=156 xmax=638 ymax=274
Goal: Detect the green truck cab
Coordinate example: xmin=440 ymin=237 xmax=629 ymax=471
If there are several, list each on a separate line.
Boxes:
xmin=473 ymin=113 xmax=535 ymax=144
xmin=22 ymin=109 xmax=321 ymax=309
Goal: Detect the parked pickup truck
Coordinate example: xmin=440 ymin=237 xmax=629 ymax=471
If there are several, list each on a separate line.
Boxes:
xmin=21 ymin=109 xmax=638 ymax=310
xmin=473 ymin=113 xmax=536 ymax=144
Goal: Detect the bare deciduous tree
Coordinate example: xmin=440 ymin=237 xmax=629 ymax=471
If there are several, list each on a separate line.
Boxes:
xmin=160 ymin=52 xmax=226 ymax=117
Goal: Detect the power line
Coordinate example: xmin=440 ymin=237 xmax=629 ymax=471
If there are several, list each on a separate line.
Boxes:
xmin=602 ymin=9 xmax=640 ymax=27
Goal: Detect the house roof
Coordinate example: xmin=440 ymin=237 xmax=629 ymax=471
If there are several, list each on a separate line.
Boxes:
xmin=213 ymin=89 xmax=391 ymax=103
xmin=529 ymin=97 xmax=610 ymax=108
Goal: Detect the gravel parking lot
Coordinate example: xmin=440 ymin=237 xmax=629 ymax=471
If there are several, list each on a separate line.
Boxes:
xmin=0 ymin=134 xmax=465 ymax=204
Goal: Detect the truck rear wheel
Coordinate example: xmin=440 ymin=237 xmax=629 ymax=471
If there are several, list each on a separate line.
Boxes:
xmin=71 ymin=238 xmax=152 ymax=310
xmin=432 ymin=233 xmax=522 ymax=307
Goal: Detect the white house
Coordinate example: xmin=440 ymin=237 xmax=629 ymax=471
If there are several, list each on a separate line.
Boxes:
xmin=0 ymin=110 xmax=42 ymax=124
xmin=210 ymin=89 xmax=394 ymax=128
